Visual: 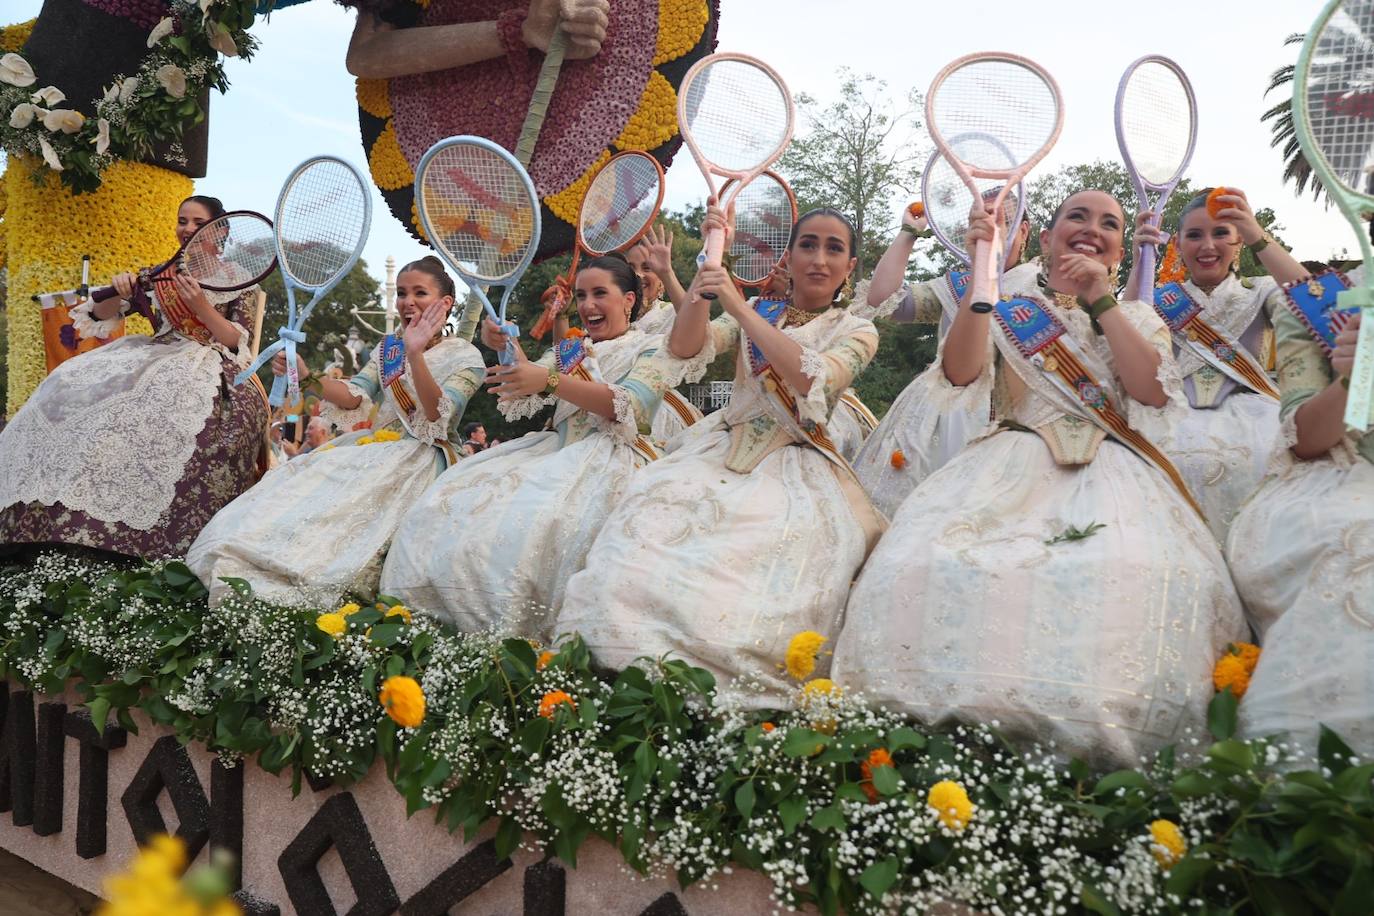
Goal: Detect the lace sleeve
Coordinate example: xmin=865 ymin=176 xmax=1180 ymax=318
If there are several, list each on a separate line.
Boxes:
xmin=670 ymin=312 xmax=738 ymax=385
xmin=437 ymin=365 xmax=484 ymax=442
xmin=70 ymin=298 xmax=125 ymax=340
xmin=850 ymin=277 xmax=907 ymax=322
xmin=498 ymin=350 xmax=556 ymax=420
xmin=590 ymin=347 xmax=671 ymax=443
xmin=1269 ymin=308 xmax=1360 ymax=468
xmin=794 ymin=330 xmax=880 ymax=427
xmin=319 ymin=356 xmax=379 ymax=432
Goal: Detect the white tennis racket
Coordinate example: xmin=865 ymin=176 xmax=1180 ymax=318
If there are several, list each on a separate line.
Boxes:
xmin=414 ymin=136 xmax=542 ymax=366
xmin=677 ymin=52 xmax=794 ymax=298
xmin=1115 ymin=55 xmax=1197 ymax=302
xmin=237 ymin=156 xmax=372 ymax=406
xmin=926 ymin=53 xmax=1063 ymax=313
xmin=921 ymin=138 xmax=1026 ymax=270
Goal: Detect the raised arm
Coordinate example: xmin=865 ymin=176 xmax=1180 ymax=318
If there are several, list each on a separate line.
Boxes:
xmin=941 ymin=203 xmax=996 ymax=386
xmin=866 ymin=206 xmax=926 ymax=306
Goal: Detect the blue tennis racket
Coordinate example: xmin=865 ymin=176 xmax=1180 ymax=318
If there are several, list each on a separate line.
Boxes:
xmin=414 ymin=137 xmax=542 ymax=365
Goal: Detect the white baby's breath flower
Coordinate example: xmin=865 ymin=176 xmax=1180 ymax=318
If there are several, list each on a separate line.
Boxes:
xmin=41 ymin=108 xmax=84 ymax=134
xmin=155 ymin=64 xmax=187 ymax=99
xmin=30 ymin=85 xmax=64 ymax=106
xmin=8 ymin=102 xmax=38 ymax=129
xmin=146 ymin=17 xmax=175 ymax=48
xmin=0 ymin=53 xmax=36 ymax=87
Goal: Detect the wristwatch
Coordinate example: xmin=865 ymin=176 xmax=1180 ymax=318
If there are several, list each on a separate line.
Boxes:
xmin=544 ymin=368 xmax=561 ymax=395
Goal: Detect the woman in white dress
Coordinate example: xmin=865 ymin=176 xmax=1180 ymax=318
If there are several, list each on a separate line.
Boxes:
xmin=380 ymin=254 xmax=676 ymax=640
xmin=556 ymin=206 xmax=883 ymax=707
xmin=851 ymin=196 xmax=1036 ymax=518
xmin=1133 ymin=189 xmax=1309 ymax=542
xmin=832 ymin=190 xmax=1245 ymax=767
xmin=187 ymin=256 xmax=485 ymax=606
xmin=1228 ymin=272 xmax=1374 ymax=757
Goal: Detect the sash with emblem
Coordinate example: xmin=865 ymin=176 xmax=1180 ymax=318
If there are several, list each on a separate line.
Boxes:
xmin=1153 ymin=282 xmax=1278 ymax=399
xmin=1282 ymin=269 xmax=1359 ymax=356
xmin=148 ymin=265 xmax=214 ymax=345
xmin=944 ymin=270 xmax=970 ymax=304
xmin=993 ymin=293 xmax=1203 ymax=516
xmin=378 ymin=334 xmax=419 ymax=417
xmin=550 ymin=335 xmax=658 ymax=462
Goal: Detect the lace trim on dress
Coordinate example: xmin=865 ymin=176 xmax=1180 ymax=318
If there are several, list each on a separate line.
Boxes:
xmin=848 ymin=277 xmax=907 ymax=322
xmin=589 ymin=385 xmax=640 ymax=443
xmin=1270 ymin=407 xmax=1358 ymax=475
xmin=796 ymin=346 xmax=833 ymax=426
xmin=319 ymin=381 xmax=374 ymax=432
xmin=407 ymin=393 xmax=455 ymax=446
xmin=672 ymin=321 xmax=718 ymax=385
xmin=70 ymin=298 xmax=125 ymax=341
xmin=498 ymin=392 xmax=552 ymax=421
xmin=208 ymin=322 xmax=253 ymax=370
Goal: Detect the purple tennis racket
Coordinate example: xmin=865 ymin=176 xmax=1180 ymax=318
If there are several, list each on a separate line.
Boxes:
xmin=1115 ymin=55 xmax=1197 ymax=301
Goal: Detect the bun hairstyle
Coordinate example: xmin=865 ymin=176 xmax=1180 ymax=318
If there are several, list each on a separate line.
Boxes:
xmin=399 ymin=255 xmax=457 ymax=299
xmin=788 ymin=207 xmax=858 ymax=301
xmin=580 ymin=252 xmax=644 ymax=322
xmin=181 ymin=195 xmax=226 ymax=220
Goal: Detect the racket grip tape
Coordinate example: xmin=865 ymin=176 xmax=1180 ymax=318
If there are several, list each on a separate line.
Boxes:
xmin=969 ymin=235 xmax=999 ymax=315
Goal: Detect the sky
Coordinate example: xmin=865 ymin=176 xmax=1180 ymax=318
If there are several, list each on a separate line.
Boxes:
xmin=5 ymin=0 xmax=1361 ymax=296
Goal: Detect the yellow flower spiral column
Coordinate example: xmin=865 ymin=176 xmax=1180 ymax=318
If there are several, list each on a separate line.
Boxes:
xmin=4 ymin=155 xmax=191 ymax=414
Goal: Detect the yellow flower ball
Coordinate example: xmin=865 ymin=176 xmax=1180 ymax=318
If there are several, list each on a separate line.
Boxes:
xmin=801 ymin=678 xmax=837 ymax=698
xmin=783 ymin=630 xmax=828 ymax=681
xmin=380 ymin=675 xmax=426 ymax=728
xmin=653 ymin=0 xmax=709 ymax=66
xmin=384 ymin=604 xmax=412 ymax=624
xmin=123 ymin=313 xmax=155 ymax=337
xmin=356 ymin=435 xmax=375 ymax=445
xmin=373 ymin=428 xmax=402 ymax=442
xmin=315 ymin=612 xmax=347 ymax=637
xmin=355 ymin=77 xmax=392 ymax=119
xmin=614 ymin=71 xmax=678 ymax=152
xmin=338 ymin=602 xmax=362 ymax=616
xmin=367 ymin=121 xmax=413 ymax=192
xmin=1149 ymin=819 xmax=1186 ymax=869
xmin=926 ymin=779 xmax=974 ymax=832
xmin=0 ymin=19 xmax=36 ymax=54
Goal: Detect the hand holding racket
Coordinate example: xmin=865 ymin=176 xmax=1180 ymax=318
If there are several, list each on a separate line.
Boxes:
xmin=414 ymin=136 xmax=542 ymax=366
xmin=530 ymin=150 xmax=664 ymax=340
xmin=236 ymin=156 xmax=373 ymax=407
xmin=926 ymin=53 xmax=1063 ymax=312
xmin=921 ymin=138 xmax=1026 ymax=271
xmin=1293 ymin=0 xmax=1374 ymax=429
xmin=678 ymin=52 xmax=795 ymax=299
xmin=89 ymin=210 xmax=277 ymax=304
xmin=1115 ymin=55 xmax=1197 ymax=302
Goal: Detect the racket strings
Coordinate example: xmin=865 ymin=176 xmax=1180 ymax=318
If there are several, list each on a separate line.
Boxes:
xmin=931 ymin=60 xmax=1059 ymax=169
xmin=730 ymin=176 xmax=795 ymax=283
xmin=180 ymin=214 xmax=276 ymax=289
xmin=278 ymin=160 xmax=370 ymax=289
xmin=1307 ymin=2 xmax=1374 ymax=192
xmin=419 ymin=145 xmax=537 ymax=282
xmin=580 ymin=155 xmax=662 ymax=254
xmin=1119 ymin=63 xmax=1193 ymax=185
xmin=924 ymin=139 xmax=1021 ymax=262
xmin=683 ymin=60 xmax=791 ymax=172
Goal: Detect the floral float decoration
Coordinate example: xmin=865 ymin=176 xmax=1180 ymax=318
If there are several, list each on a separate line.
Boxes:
xmin=352 ymin=0 xmax=719 ymax=262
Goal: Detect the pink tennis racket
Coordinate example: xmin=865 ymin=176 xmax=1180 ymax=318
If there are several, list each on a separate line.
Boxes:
xmin=926 ymin=53 xmax=1063 ymax=313
xmin=1115 ymin=55 xmax=1197 ymax=302
xmin=677 ymin=52 xmax=795 ymax=299
xmin=720 ymin=169 xmax=798 ymax=287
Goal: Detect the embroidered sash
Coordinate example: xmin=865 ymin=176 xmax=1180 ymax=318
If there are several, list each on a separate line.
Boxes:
xmin=554 ymin=336 xmax=589 ymax=374
xmin=745 ymin=298 xmax=789 ymax=376
xmin=944 ymin=270 xmax=970 ymax=304
xmin=149 ymin=266 xmax=213 ymax=345
xmin=992 ymin=294 xmax=1203 ymax=516
xmin=553 ymin=339 xmax=658 ymax=463
xmin=1282 ymin=269 xmax=1358 ymax=356
xmin=377 ymin=334 xmax=418 ymax=416
xmin=660 ymin=389 xmax=701 ymax=427
xmin=1154 ymin=282 xmax=1278 ymax=399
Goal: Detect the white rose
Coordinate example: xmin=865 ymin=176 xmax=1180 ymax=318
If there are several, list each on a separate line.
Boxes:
xmin=118 ymin=76 xmax=140 ymax=104
xmin=93 ymin=117 xmax=111 ymax=155
xmin=208 ymin=23 xmax=238 ymax=58
xmin=30 ymin=85 xmax=65 ymax=106
xmin=155 ymin=64 xmax=186 ymax=99
xmin=0 ymin=53 xmax=36 ymax=88
xmin=147 ymin=17 xmax=175 ymax=48
xmin=41 ymin=108 xmax=85 ymax=134
xmin=38 ymin=137 xmax=63 ymax=171
xmin=9 ymin=102 xmax=37 ymax=129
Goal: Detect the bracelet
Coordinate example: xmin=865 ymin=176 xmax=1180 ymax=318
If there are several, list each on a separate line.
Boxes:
xmin=1082 ymin=294 xmax=1118 ymax=322
xmin=543 ymin=368 xmax=561 ymax=396
xmin=1246 ymin=234 xmax=1271 ymax=255
xmin=899 ymin=225 xmax=933 ymax=239
xmin=1340 ymin=375 xmax=1351 ymax=391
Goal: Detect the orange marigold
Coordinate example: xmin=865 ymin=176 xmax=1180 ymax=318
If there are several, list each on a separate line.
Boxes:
xmin=564 ymin=327 xmax=586 ymax=339
xmin=538 ymin=690 xmax=577 ymax=719
xmin=761 ymin=722 xmax=776 ymax=732
xmin=1206 ymin=186 xmax=1240 ymax=219
xmin=1157 ymin=237 xmax=1187 ymax=285
xmin=1230 ymin=641 xmax=1261 ymax=672
xmin=908 ymin=201 xmax=925 ymax=219
xmin=1212 ymin=653 xmax=1251 ymax=698
xmin=890 ymin=449 xmax=907 ymax=470
xmin=859 ymin=747 xmax=895 ymax=803
xmin=536 ymin=650 xmax=556 ymax=670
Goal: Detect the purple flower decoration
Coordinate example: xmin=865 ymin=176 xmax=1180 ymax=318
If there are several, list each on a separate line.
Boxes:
xmin=59 ymin=323 xmax=79 ymax=351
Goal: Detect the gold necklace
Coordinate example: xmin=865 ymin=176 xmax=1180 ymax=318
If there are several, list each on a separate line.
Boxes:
xmin=1050 ymin=291 xmax=1078 ymax=310
xmin=784 ymin=303 xmax=827 ymax=327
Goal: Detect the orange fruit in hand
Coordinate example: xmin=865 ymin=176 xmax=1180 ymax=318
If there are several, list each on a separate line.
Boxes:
xmin=1206 ymin=186 xmax=1241 ymax=218
xmin=908 ymin=201 xmax=925 ymax=219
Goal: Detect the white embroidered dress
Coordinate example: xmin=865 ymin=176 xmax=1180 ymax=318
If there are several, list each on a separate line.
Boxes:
xmin=379 ymin=328 xmax=672 ymax=640
xmin=635 ymin=300 xmax=704 ymax=447
xmin=555 ymin=305 xmax=881 ymax=708
xmin=1227 ymin=306 xmax=1374 ymax=758
xmin=832 ymin=274 xmax=1245 ymax=768
xmin=186 ymin=337 xmax=485 ymax=606
xmin=1153 ymin=275 xmax=1283 ymax=542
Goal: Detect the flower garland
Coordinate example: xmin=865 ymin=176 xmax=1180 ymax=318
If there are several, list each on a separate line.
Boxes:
xmin=0 ymin=552 xmax=1368 ymax=915
xmin=4 ymin=154 xmax=191 ymax=412
xmin=0 ymin=1 xmax=258 ymax=195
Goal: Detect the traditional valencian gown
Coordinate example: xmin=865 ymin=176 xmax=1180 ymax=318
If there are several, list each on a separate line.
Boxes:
xmin=380 ymin=327 xmax=674 ymax=639
xmin=186 ymin=335 xmax=485 ymax=607
xmin=1227 ymin=270 xmax=1374 ymax=758
xmin=1150 ymin=273 xmax=1283 ymax=542
xmin=851 ymin=262 xmax=1040 ymax=518
xmin=831 ymin=269 xmax=1245 ymax=767
xmin=634 ymin=299 xmax=704 ymax=448
xmin=556 ymin=300 xmax=882 ymax=707
xmin=0 ymin=270 xmax=268 ymax=558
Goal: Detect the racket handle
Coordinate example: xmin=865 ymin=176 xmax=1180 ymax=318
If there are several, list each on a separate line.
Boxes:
xmin=1135 ymin=241 xmax=1157 ymax=303
xmin=89 ymin=284 xmax=122 ymax=304
xmin=969 ymin=233 xmax=1000 ymax=315
xmin=699 ymin=225 xmax=726 ymax=300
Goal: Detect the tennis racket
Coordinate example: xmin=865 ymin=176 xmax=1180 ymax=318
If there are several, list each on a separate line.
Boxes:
xmin=921 ymin=138 xmax=1026 ymax=270
xmin=1115 ymin=55 xmax=1197 ymax=302
xmin=414 ymin=135 xmax=542 ymax=366
xmin=720 ymin=169 xmax=797 ymax=288
xmin=1294 ymin=0 xmax=1374 ymax=430
xmin=926 ymin=52 xmax=1063 ymax=313
xmin=89 ymin=211 xmax=277 ymax=303
xmin=677 ymin=52 xmax=794 ymax=298
xmin=530 ymin=150 xmax=665 ymax=339
xmin=236 ymin=155 xmax=373 ymax=406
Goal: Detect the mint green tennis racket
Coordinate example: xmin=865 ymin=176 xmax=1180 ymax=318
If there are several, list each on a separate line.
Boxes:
xmin=1294 ymin=0 xmax=1374 ymax=429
